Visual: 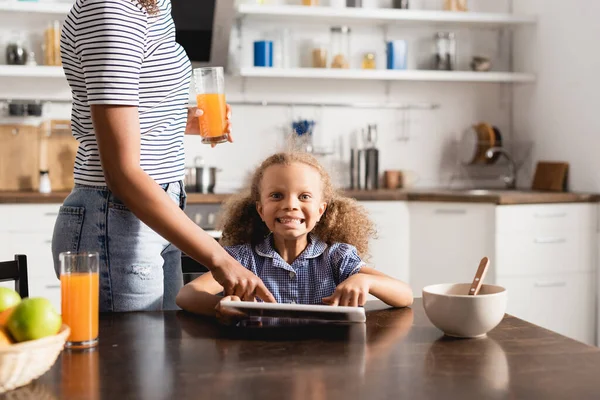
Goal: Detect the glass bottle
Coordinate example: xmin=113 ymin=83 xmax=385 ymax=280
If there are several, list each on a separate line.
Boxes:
xmin=433 ymin=32 xmax=456 ymax=71
xmin=330 ymin=26 xmax=351 ymax=69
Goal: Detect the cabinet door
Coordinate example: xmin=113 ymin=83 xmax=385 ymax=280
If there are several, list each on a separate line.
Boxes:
xmin=497 ymin=273 xmax=595 ymax=345
xmin=409 ymin=202 xmax=496 ymax=295
xmin=8 ymin=233 xmax=56 ymax=280
xmin=360 ymin=201 xmax=409 ymax=282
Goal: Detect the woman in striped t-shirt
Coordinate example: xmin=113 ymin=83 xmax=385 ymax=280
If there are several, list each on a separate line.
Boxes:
xmin=52 ymin=0 xmax=275 ymax=312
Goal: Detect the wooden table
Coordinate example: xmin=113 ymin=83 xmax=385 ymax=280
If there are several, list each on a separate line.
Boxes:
xmin=5 ymin=299 xmax=600 ymax=399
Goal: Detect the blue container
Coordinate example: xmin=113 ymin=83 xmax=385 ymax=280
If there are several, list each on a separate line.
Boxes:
xmin=254 ymin=41 xmax=273 ymax=67
xmin=387 ymin=40 xmax=408 ymax=70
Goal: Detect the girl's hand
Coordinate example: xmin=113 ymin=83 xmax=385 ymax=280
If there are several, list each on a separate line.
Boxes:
xmin=322 ymin=274 xmax=371 ymax=307
xmin=215 ymin=295 xmax=247 ymax=325
xmin=185 ymin=105 xmax=233 ymax=148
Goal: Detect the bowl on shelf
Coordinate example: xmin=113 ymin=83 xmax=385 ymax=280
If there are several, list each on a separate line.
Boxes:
xmin=423 ymin=283 xmax=507 ymax=338
xmin=0 ymin=324 xmax=70 ymax=393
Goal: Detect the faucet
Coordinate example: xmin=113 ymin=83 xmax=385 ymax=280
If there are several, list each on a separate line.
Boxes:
xmin=485 ymin=147 xmax=517 ymax=189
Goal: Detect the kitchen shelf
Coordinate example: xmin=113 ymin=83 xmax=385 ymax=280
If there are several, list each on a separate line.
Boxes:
xmin=0 ymin=66 xmax=65 ymax=78
xmin=0 ymin=1 xmax=71 ymax=15
xmin=237 ymin=4 xmax=537 ymax=28
xmin=238 ymin=67 xmax=536 ymax=83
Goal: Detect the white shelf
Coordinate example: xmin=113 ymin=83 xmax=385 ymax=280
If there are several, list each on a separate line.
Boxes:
xmin=0 ymin=65 xmax=65 ymax=78
xmin=239 ymin=67 xmax=536 ymax=83
xmin=0 ymin=1 xmax=71 ymax=15
xmin=237 ymin=5 xmax=537 ymax=28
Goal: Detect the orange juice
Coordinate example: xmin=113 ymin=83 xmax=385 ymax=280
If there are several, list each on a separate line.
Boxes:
xmin=196 ymin=93 xmax=228 ymax=143
xmin=61 ymin=272 xmax=99 ymax=344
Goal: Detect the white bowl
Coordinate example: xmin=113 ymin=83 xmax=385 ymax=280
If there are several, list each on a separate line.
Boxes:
xmin=422 ymin=283 xmax=507 ymax=338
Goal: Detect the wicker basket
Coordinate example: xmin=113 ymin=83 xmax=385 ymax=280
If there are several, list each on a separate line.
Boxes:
xmin=0 ymin=325 xmax=70 ymax=394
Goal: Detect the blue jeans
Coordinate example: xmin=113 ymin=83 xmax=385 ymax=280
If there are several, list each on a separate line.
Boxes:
xmin=52 ymin=182 xmax=186 ymax=312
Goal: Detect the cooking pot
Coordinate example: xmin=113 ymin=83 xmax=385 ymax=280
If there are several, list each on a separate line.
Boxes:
xmin=184 ymin=157 xmax=220 ymax=193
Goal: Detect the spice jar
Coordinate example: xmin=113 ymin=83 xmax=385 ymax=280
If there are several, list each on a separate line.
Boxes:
xmin=361 ymin=53 xmax=376 ymax=69
xmin=433 ymin=32 xmax=456 ymax=71
xmin=43 ymin=21 xmax=62 ymax=66
xmin=330 ymin=26 xmax=351 ymax=69
xmin=311 ymin=41 xmax=328 ymax=68
xmin=443 ymin=0 xmax=467 ymax=11
xmin=302 ymin=0 xmax=319 ymax=5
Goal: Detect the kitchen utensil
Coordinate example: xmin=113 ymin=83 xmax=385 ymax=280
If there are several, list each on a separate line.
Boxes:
xmin=468 ymin=257 xmax=490 ymax=296
xmin=423 ymin=283 xmax=507 ymax=338
xmin=363 ymin=124 xmax=379 ymax=190
xmin=531 ymin=161 xmax=569 ymax=192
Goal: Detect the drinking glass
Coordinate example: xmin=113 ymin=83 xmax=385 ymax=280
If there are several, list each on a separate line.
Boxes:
xmin=60 ymin=251 xmax=99 ymax=349
xmin=193 ymin=67 xmax=229 ymax=145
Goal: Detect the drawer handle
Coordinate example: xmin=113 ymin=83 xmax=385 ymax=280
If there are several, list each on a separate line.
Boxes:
xmin=45 ymin=240 xmax=52 ymax=244
xmin=534 ymin=212 xmax=567 ymax=219
xmin=45 ymin=285 xmax=61 ymax=289
xmin=434 ymin=209 xmax=467 ymax=215
xmin=44 ymin=212 xmax=59 ymax=217
xmin=533 ymin=237 xmax=566 ymax=244
xmin=534 ymin=281 xmax=567 ymax=288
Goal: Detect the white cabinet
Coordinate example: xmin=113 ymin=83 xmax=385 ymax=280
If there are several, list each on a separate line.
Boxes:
xmin=497 ymin=273 xmax=595 ymax=345
xmin=495 ymin=204 xmax=596 ymax=345
xmin=0 ymin=204 xmax=61 ymax=312
xmin=409 ymin=202 xmax=496 ymax=295
xmin=360 ymin=201 xmax=409 ymax=282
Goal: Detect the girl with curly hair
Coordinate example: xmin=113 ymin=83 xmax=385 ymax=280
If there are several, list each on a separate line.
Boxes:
xmin=177 ymin=152 xmax=413 ymax=321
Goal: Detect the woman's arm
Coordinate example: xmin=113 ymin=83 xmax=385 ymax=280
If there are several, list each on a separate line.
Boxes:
xmin=323 ymin=267 xmax=413 ymax=308
xmin=175 ymin=272 xmax=224 ymax=316
xmin=91 ymin=105 xmax=275 ymax=302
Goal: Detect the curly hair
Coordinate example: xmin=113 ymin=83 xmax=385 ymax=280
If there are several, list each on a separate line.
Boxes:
xmin=219 ymin=152 xmax=376 ymax=260
xmin=137 ymin=0 xmax=158 ymax=14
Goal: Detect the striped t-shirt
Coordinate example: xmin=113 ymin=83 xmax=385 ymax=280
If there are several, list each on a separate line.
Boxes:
xmin=60 ymin=0 xmax=191 ymax=185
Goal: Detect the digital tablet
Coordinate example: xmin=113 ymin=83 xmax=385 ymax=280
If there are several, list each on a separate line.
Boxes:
xmin=220 ymin=300 xmax=366 ymax=323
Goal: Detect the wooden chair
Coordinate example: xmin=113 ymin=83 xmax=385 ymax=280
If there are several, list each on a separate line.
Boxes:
xmin=0 ymin=255 xmax=29 ymax=297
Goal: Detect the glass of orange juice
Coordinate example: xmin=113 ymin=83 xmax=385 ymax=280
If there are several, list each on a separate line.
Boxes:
xmin=193 ymin=66 xmax=229 ymax=145
xmin=60 ymin=251 xmax=99 ymax=349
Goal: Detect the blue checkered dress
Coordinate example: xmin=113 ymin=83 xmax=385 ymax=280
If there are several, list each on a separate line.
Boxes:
xmin=224 ymin=234 xmax=365 ymax=304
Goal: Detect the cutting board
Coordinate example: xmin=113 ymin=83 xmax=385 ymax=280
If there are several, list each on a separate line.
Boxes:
xmin=531 ymin=161 xmax=569 ymax=192
xmin=0 ymin=121 xmax=78 ymax=191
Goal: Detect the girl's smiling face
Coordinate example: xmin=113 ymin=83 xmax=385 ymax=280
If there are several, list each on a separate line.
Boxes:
xmin=256 ymin=162 xmax=327 ymax=244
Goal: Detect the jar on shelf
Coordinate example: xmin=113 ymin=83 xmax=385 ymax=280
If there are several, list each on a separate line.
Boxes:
xmin=361 ymin=52 xmax=376 ymax=69
xmin=302 ymin=0 xmax=319 ymax=5
xmin=330 ymin=26 xmax=351 ymax=69
xmin=443 ymin=0 xmax=467 ymax=11
xmin=6 ymin=33 xmax=28 ymax=66
xmin=311 ymin=41 xmax=328 ymax=68
xmin=433 ymin=32 xmax=456 ymax=71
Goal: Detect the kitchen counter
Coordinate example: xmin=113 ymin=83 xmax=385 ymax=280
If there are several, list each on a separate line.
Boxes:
xmin=1 ymin=189 xmax=598 ymax=205
xmin=24 ymin=299 xmax=600 ymax=399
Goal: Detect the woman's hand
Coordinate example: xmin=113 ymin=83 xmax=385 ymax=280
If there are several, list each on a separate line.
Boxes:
xmin=322 ymin=274 xmax=372 ymax=307
xmin=215 ymin=295 xmax=247 ymax=325
xmin=185 ymin=105 xmax=233 ymax=148
xmin=211 ymin=259 xmax=276 ymax=303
